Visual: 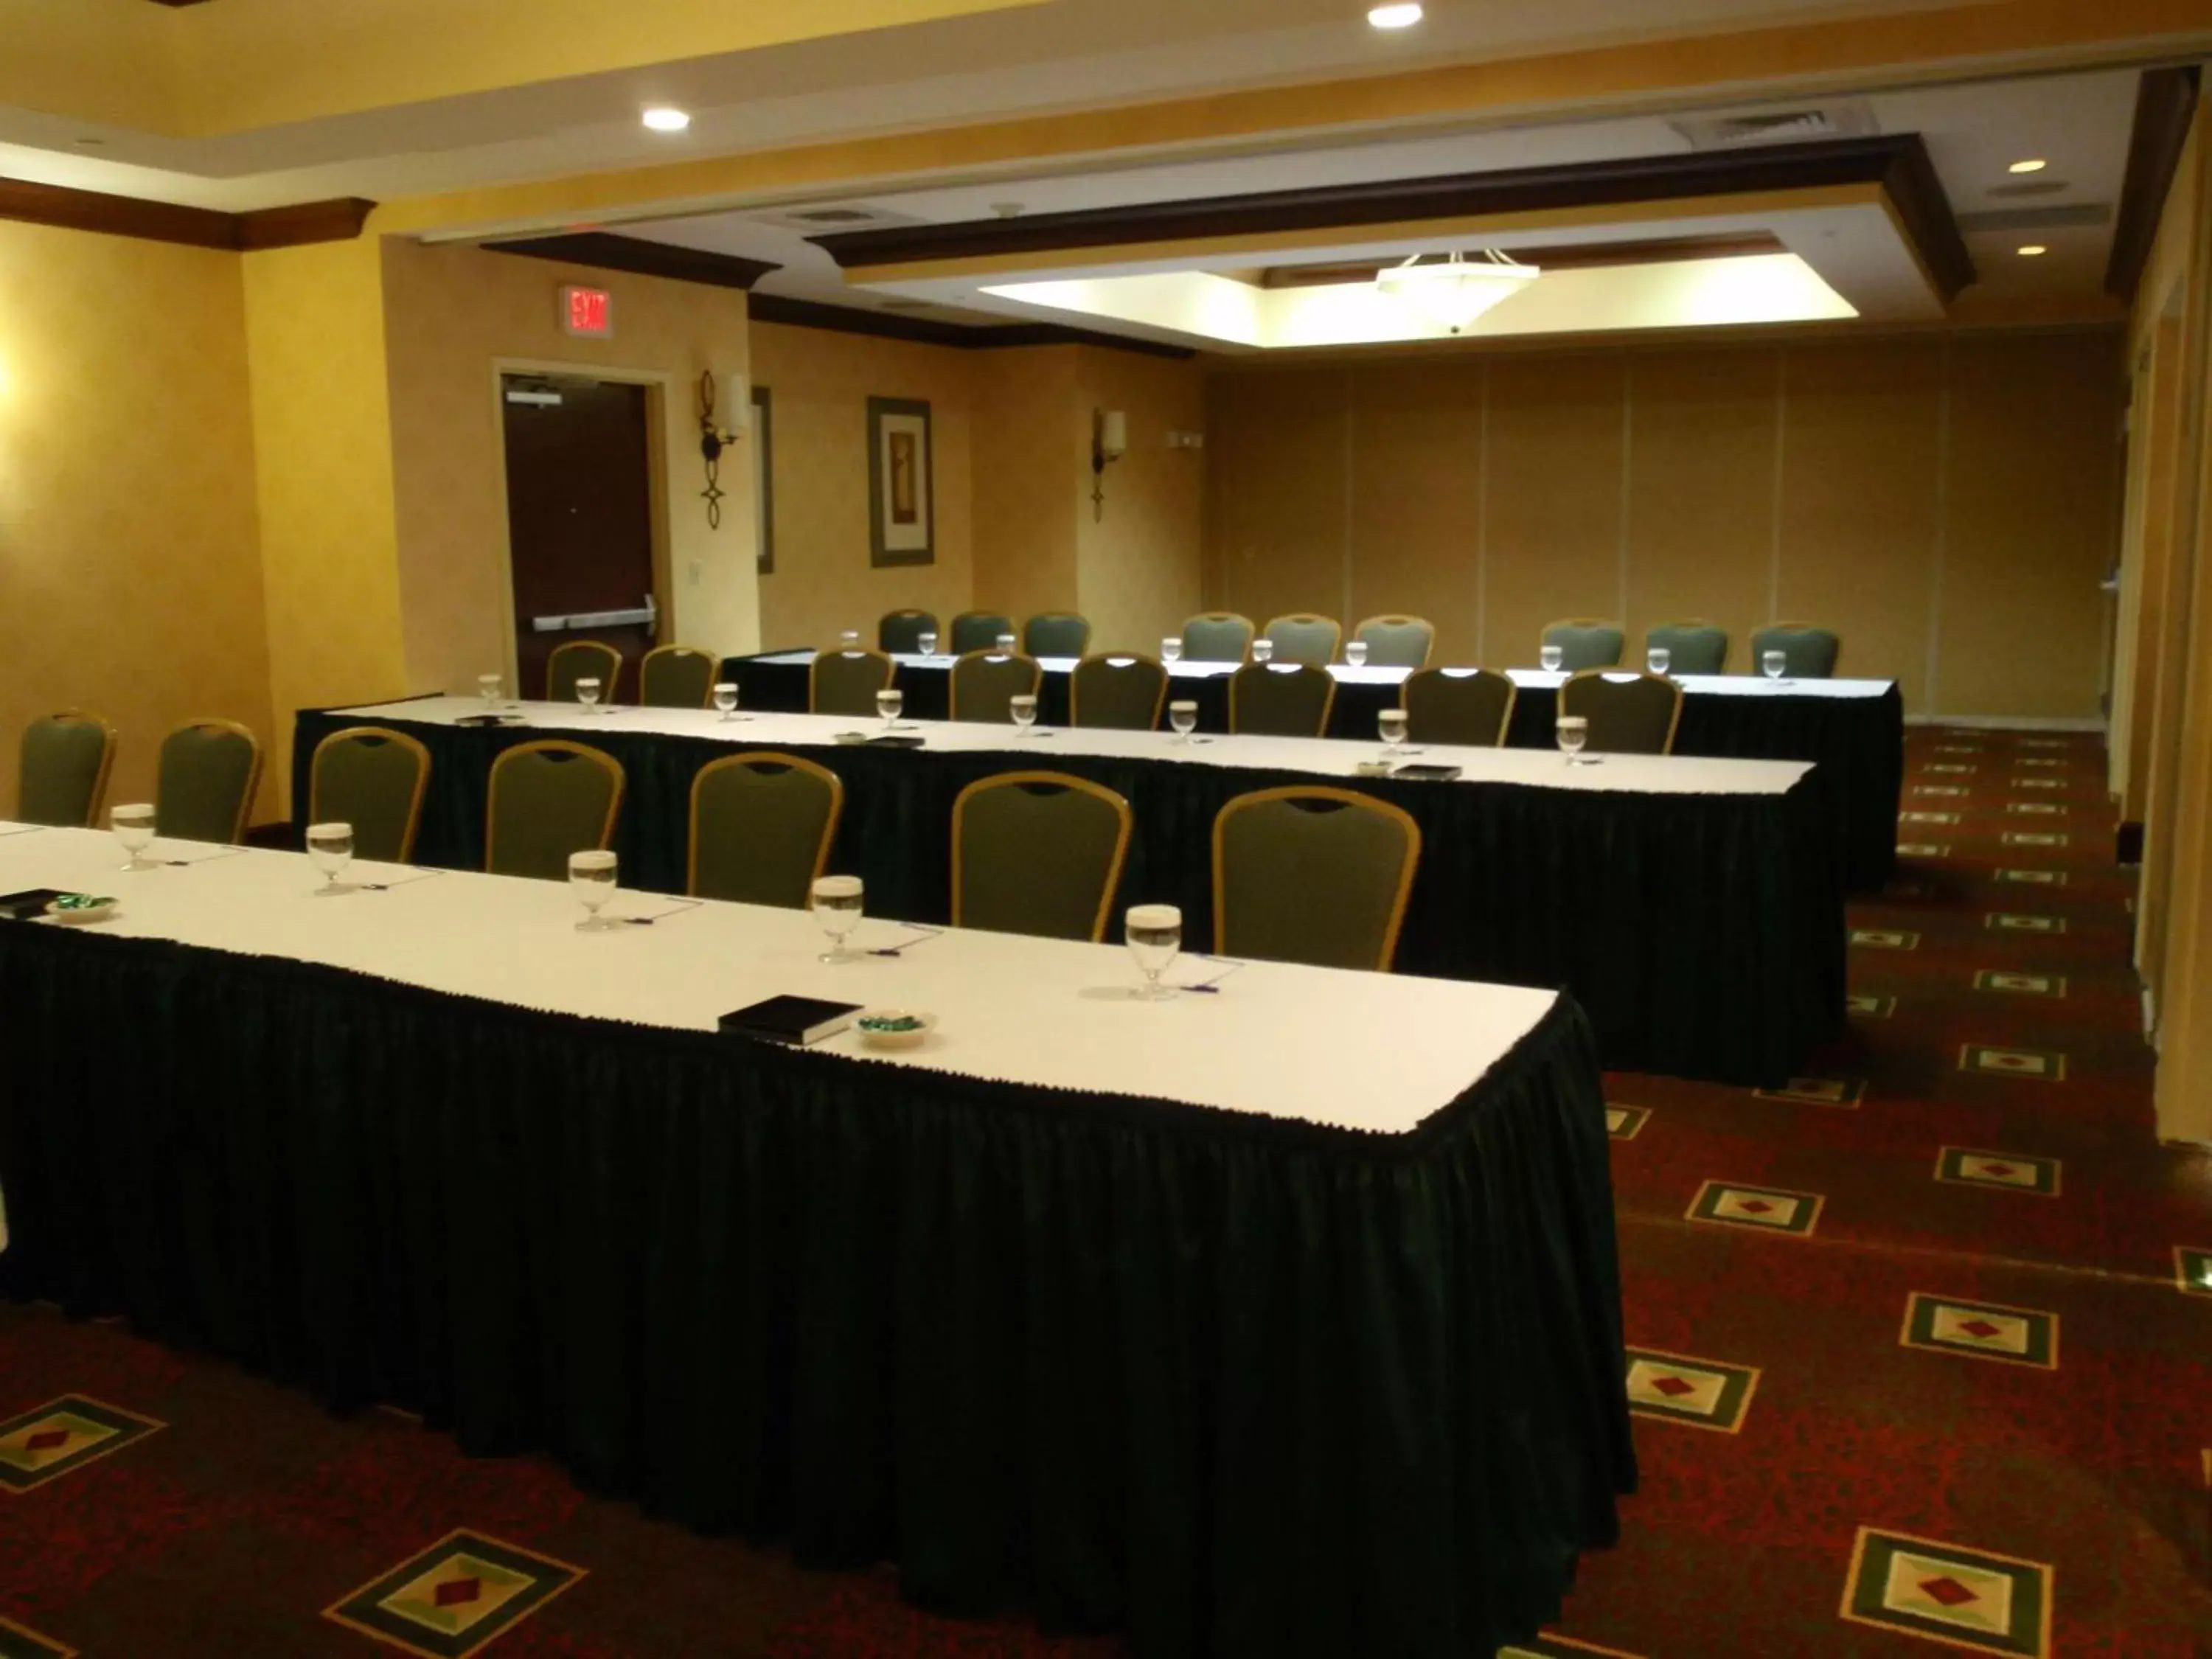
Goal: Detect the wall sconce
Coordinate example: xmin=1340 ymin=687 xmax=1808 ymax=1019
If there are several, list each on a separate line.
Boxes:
xmin=697 ymin=369 xmax=748 ymax=528
xmin=1091 ymin=408 xmax=1127 ymax=521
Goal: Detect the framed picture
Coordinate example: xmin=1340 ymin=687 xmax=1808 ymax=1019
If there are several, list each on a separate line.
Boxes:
xmin=867 ymin=396 xmax=934 ymax=568
xmin=751 ymin=384 xmax=774 ymax=574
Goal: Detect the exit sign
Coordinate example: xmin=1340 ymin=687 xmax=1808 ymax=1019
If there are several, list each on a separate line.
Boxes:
xmin=560 ymin=285 xmax=613 ymax=338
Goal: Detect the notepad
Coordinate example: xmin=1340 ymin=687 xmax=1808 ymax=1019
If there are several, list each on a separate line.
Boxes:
xmin=718 ymin=995 xmax=864 ymax=1046
xmin=1392 ymin=764 xmax=1464 ymax=782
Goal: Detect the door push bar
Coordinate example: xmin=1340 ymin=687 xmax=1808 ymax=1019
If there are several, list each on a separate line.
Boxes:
xmin=531 ymin=594 xmax=658 ymax=635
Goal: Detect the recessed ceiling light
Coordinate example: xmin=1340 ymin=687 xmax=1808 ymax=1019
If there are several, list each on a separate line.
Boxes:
xmin=2017 ymin=244 xmax=2049 ymax=257
xmin=1368 ymin=3 xmax=1423 ymax=28
xmin=2008 ymin=159 xmax=2048 ymax=174
xmin=641 ymin=107 xmax=692 ymax=133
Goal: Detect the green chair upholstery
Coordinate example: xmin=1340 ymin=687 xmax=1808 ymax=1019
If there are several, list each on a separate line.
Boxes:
xmin=1023 ymin=612 xmax=1093 ymax=658
xmin=1352 ymin=614 xmax=1436 ymax=669
xmin=1230 ymin=663 xmax=1335 ymax=737
xmin=548 ymin=639 xmax=624 ymax=703
xmin=639 ymin=645 xmax=717 ymax=709
xmin=1180 ymin=612 xmax=1255 ymax=663
xmin=1558 ymin=669 xmax=1683 ymax=755
xmin=953 ymin=771 xmax=1132 ymax=942
xmin=950 ymin=611 xmax=1015 ymax=655
xmin=810 ymin=648 xmax=897 ymax=716
xmin=1069 ymin=654 xmax=1169 ymax=730
xmin=950 ymin=650 xmax=1044 ymax=724
xmin=484 ymin=740 xmax=625 ymax=881
xmin=879 ymin=609 xmax=939 ymax=655
xmin=1541 ymin=619 xmax=1625 ymax=671
xmin=1750 ymin=623 xmax=1841 ymax=679
xmin=1645 ymin=620 xmax=1729 ymax=676
xmin=155 ymin=720 xmax=262 ymax=845
xmin=689 ymin=751 xmax=844 ymax=907
xmin=16 ymin=711 xmax=115 ymax=828
xmin=1262 ymin=612 xmax=1343 ymax=666
xmin=1214 ymin=787 xmax=1422 ymax=972
xmin=1402 ymin=668 xmax=1516 ymax=747
xmin=308 ymin=726 xmax=432 ymax=864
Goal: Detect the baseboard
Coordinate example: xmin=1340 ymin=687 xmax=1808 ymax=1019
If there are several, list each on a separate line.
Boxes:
xmin=1903 ymin=714 xmax=2109 ymax=732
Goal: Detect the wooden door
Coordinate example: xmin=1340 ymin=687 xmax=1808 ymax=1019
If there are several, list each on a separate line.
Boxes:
xmin=502 ymin=376 xmax=658 ymax=703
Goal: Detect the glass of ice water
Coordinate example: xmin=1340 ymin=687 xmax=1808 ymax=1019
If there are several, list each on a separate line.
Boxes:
xmin=1251 ymin=637 xmax=1275 ymax=664
xmin=576 ymin=676 xmax=602 ymax=715
xmin=714 ymin=682 xmax=740 ymax=721
xmin=307 ymin=821 xmax=355 ymax=896
xmin=1011 ymin=693 xmax=1038 ymax=737
xmin=478 ymin=672 xmax=503 ymax=714
xmin=1647 ymin=647 xmax=1672 ymax=676
xmin=877 ymin=688 xmax=904 ymax=731
xmin=1379 ymin=706 xmax=1409 ymax=766
xmin=1126 ymin=903 xmax=1182 ymax=1001
xmin=1764 ymin=649 xmax=1789 ymax=684
xmin=918 ymin=630 xmax=939 ymax=657
xmin=813 ymin=874 xmax=865 ymax=963
xmin=1540 ymin=644 xmax=1564 ymax=673
xmin=1346 ymin=641 xmax=1369 ymax=668
xmin=1169 ymin=700 xmax=1199 ymax=742
xmin=1162 ymin=636 xmax=1183 ymax=664
xmin=112 ymin=802 xmax=157 ymax=872
xmin=570 ymin=849 xmax=618 ymax=931
xmin=996 ymin=633 xmax=1018 ymax=655
xmin=1557 ymin=714 xmax=1590 ymax=765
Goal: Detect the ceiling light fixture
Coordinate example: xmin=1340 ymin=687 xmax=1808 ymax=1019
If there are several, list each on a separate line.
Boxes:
xmin=2017 ymin=244 xmax=2049 ymax=257
xmin=641 ymin=107 xmax=692 ymax=133
xmin=1368 ymin=3 xmax=1423 ymax=28
xmin=1377 ymin=250 xmax=1541 ymax=334
xmin=2008 ymin=159 xmax=2048 ymax=174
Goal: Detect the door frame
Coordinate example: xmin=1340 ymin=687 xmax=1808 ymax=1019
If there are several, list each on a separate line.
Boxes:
xmin=488 ymin=358 xmax=676 ymax=689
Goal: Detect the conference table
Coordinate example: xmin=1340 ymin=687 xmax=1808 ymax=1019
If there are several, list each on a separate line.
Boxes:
xmin=723 ymin=650 xmax=1905 ymax=891
xmin=0 ymin=821 xmax=1635 ymax=1659
xmin=293 ymin=696 xmax=1845 ymax=1086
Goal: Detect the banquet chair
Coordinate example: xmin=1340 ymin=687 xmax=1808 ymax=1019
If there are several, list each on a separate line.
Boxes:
xmin=1645 ymin=620 xmax=1729 ymax=675
xmin=1180 ymin=611 xmax=1256 ymax=663
xmin=1069 ymin=654 xmax=1169 ymax=730
xmin=952 ymin=771 xmax=1133 ymax=942
xmin=1023 ymin=612 xmax=1093 ymax=658
xmin=879 ymin=608 xmax=939 ymax=655
xmin=1403 ymin=667 xmax=1515 ymax=747
xmin=1540 ymin=619 xmax=1625 ymax=670
xmin=689 ymin=751 xmax=844 ymax=908
xmin=15 ymin=710 xmax=116 ymax=828
xmin=1559 ymin=669 xmax=1683 ymax=755
xmin=156 ymin=719 xmax=262 ymax=844
xmin=484 ymin=740 xmax=625 ymax=881
xmin=548 ymin=639 xmax=624 ymax=703
xmin=811 ymin=647 xmax=897 ymax=717
xmin=1230 ymin=663 xmax=1336 ymax=737
xmin=950 ymin=649 xmax=1044 ymax=724
xmin=1750 ymin=622 xmax=1841 ymax=679
xmin=1262 ymin=612 xmax=1343 ymax=666
xmin=308 ymin=726 xmax=432 ymax=863
xmin=950 ymin=610 xmax=1016 ymax=655
xmin=1214 ymin=787 xmax=1422 ymax=972
xmin=1352 ymin=614 xmax=1436 ymax=669
xmin=639 ymin=644 xmax=718 ymax=709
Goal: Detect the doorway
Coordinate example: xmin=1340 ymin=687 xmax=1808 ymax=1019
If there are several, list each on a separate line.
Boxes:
xmin=501 ymin=374 xmax=660 ymax=703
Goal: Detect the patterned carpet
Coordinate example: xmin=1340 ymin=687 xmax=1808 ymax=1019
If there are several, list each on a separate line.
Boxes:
xmin=4 ymin=726 xmax=2211 ymax=1658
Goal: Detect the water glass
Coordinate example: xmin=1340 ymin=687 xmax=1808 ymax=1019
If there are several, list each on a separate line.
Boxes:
xmin=1011 ymin=693 xmax=1038 ymax=736
xmin=841 ymin=630 xmax=860 ymax=650
xmin=812 ymin=874 xmax=865 ymax=963
xmin=995 ymin=633 xmax=1018 ymax=655
xmin=918 ymin=630 xmax=939 ymax=657
xmin=1557 ymin=714 xmax=1590 ymax=765
xmin=112 ymin=802 xmax=157 ymax=872
xmin=1126 ymin=903 xmax=1182 ymax=1001
xmin=1162 ymin=636 xmax=1183 ymax=664
xmin=307 ymin=821 xmax=355 ymax=896
xmin=1251 ymin=637 xmax=1275 ymax=664
xmin=1647 ymin=647 xmax=1672 ymax=676
xmin=570 ymin=849 xmax=619 ymax=931
xmin=714 ymin=681 xmax=740 ymax=721
xmin=1379 ymin=706 xmax=1410 ymax=765
xmin=877 ymin=688 xmax=904 ymax=730
xmin=1540 ymin=644 xmax=1564 ymax=673
xmin=576 ymin=675 xmax=602 ymax=715
xmin=1168 ymin=700 xmax=1199 ymax=742
xmin=1763 ymin=649 xmax=1789 ymax=683
xmin=1346 ymin=641 xmax=1369 ymax=668
xmin=478 ymin=672 xmax=503 ymax=714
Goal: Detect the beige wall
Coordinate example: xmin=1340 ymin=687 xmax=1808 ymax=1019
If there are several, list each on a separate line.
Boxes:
xmin=973 ymin=345 xmax=1081 ymax=627
xmin=1204 ymin=330 xmax=2124 ymax=720
xmin=0 ymin=220 xmax=274 ymax=816
xmin=1074 ymin=347 xmax=1208 ymax=653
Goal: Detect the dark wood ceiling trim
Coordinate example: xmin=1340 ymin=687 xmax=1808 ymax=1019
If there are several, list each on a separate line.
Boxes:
xmin=0 ymin=174 xmax=374 ymax=251
xmin=815 ymin=134 xmax=1978 ymax=303
xmin=236 ymin=197 xmax=377 ymax=250
xmin=1260 ymin=232 xmax=1786 ymax=288
xmin=2105 ymin=67 xmax=2200 ymax=301
xmin=748 ymin=292 xmax=1194 ymax=359
xmin=487 ymin=232 xmax=780 ymax=291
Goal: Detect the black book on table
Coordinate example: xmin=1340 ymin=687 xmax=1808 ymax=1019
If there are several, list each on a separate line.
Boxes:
xmin=0 ymin=888 xmax=69 ymax=922
xmin=719 ymin=995 xmax=864 ymax=1046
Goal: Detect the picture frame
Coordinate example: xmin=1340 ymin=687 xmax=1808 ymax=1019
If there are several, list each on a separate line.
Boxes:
xmin=751 ymin=383 xmax=775 ymax=574
xmin=867 ymin=396 xmax=934 ymax=568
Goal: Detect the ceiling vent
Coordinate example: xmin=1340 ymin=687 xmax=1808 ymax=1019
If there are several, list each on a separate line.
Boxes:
xmin=750 ymin=204 xmax=926 ymax=233
xmin=1669 ymin=102 xmax=1878 ymax=150
xmin=1955 ymin=204 xmax=2111 ymax=233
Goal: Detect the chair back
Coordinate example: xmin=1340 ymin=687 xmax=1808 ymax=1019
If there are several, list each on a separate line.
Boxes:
xmin=811 ymin=648 xmax=896 ymax=716
xmin=1263 ymin=612 xmax=1343 ymax=666
xmin=155 ymin=720 xmax=262 ymax=844
xmin=1180 ymin=612 xmax=1255 ymax=663
xmin=485 ymin=740 xmax=625 ymax=880
xmin=640 ymin=645 xmax=717 ymax=709
xmin=1750 ymin=623 xmax=1841 ymax=678
xmin=953 ymin=771 xmax=1132 ymax=942
xmin=1214 ymin=787 xmax=1421 ymax=972
xmin=1559 ymin=669 xmax=1683 ymax=755
xmin=1644 ymin=622 xmax=1729 ymax=675
xmin=689 ymin=751 xmax=844 ymax=907
xmin=1352 ymin=615 xmax=1436 ymax=669
xmin=1069 ymin=654 xmax=1169 ymax=730
xmin=309 ymin=726 xmax=431 ymax=863
xmin=1229 ymin=663 xmax=1335 ymax=737
xmin=1402 ymin=668 xmax=1515 ymax=747
xmin=950 ymin=650 xmax=1044 ymax=724
xmin=950 ymin=611 xmax=1015 ymax=655
xmin=1023 ymin=613 xmax=1093 ymax=658
xmin=1541 ymin=619 xmax=1624 ymax=670
xmin=16 ymin=711 xmax=116 ymax=828
xmin=879 ymin=609 xmax=939 ymax=655
xmin=548 ymin=639 xmax=624 ymax=703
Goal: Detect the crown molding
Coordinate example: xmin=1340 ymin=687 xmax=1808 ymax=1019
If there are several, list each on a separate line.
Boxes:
xmin=0 ymin=175 xmax=372 ymax=251
xmin=2106 ymin=66 xmax=2199 ymax=299
xmin=748 ymin=292 xmax=1194 ymax=358
xmin=487 ymin=232 xmax=779 ymax=291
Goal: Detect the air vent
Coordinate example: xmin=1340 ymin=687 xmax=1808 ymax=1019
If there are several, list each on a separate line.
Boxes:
xmin=1955 ymin=204 xmax=2111 ymax=233
xmin=1670 ymin=102 xmax=1877 ymax=150
xmin=750 ymin=203 xmax=926 ymax=233
xmin=1987 ymin=179 xmax=2070 ymax=199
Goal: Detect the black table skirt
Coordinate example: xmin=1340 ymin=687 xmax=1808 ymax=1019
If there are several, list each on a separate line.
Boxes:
xmin=723 ymin=653 xmax=1903 ymax=893
xmin=293 ymin=708 xmax=1846 ymax=1086
xmin=0 ymin=922 xmax=1635 ymax=1659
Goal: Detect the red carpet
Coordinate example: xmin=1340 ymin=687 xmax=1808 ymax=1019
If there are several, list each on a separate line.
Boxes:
xmin=4 ymin=726 xmax=2211 ymax=1657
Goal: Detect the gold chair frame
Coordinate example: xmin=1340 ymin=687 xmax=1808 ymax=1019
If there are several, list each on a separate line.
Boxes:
xmin=308 ymin=725 xmax=434 ymax=863
xmin=547 ymin=638 xmax=625 ymax=702
xmin=1759 ymin=621 xmax=1842 ymax=674
xmin=949 ymin=610 xmax=1018 ymax=650
xmin=24 ymin=709 xmax=118 ymax=827
xmin=162 ymin=717 xmax=265 ymax=844
xmin=484 ymin=739 xmax=626 ymax=872
xmin=1180 ymin=611 xmax=1257 ymax=662
xmin=686 ymin=750 xmax=845 ymax=900
xmin=808 ymin=647 xmax=897 ymax=713
xmin=950 ymin=648 xmax=1044 ymax=722
xmin=1228 ymin=662 xmax=1338 ymax=737
xmin=1068 ymin=653 xmax=1169 ymax=730
xmin=1351 ymin=614 xmax=1436 ymax=669
xmin=639 ymin=643 xmax=720 ymax=708
xmin=1211 ymin=785 xmax=1422 ymax=972
xmin=950 ymin=770 xmax=1134 ymax=943
xmin=878 ymin=608 xmax=939 ymax=653
xmin=1262 ymin=611 xmax=1345 ymax=663
xmin=1559 ymin=667 xmax=1685 ymax=754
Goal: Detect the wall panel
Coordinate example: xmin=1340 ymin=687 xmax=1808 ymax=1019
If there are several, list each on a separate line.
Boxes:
xmin=1346 ymin=361 xmax=1484 ymax=664
xmin=1204 ymin=367 xmax=1349 ymax=630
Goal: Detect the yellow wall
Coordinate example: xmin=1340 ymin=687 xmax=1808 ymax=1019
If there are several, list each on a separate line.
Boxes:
xmin=1204 ymin=330 xmax=2124 ymax=719
xmin=973 ymin=346 xmax=1082 ymax=627
xmin=0 ymin=220 xmax=273 ymax=817
xmin=1074 ymin=347 xmax=1208 ymax=653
